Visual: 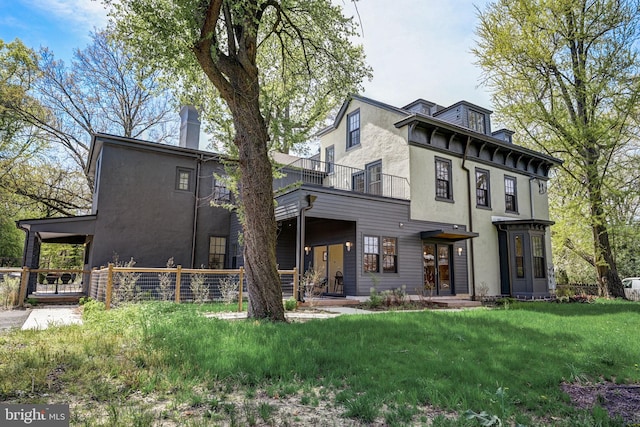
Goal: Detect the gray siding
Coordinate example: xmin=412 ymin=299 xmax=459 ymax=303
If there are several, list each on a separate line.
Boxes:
xmin=276 ymin=188 xmax=471 ymax=296
xmin=90 ymin=142 xmax=231 ymax=268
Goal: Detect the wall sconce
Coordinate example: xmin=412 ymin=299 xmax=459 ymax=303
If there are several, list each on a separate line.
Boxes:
xmin=345 ymin=241 xmax=353 ymax=252
xmin=304 ymin=246 xmax=311 ymax=255
xmin=457 ymin=247 xmax=463 ymax=257
xmin=399 ymin=222 xmax=404 ymax=228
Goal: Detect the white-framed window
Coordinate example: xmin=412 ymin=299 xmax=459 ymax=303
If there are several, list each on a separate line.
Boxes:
xmin=363 ymin=235 xmax=379 ymax=273
xmin=176 ymin=167 xmax=193 ymax=191
xmin=208 ymin=236 xmax=227 ymax=269
xmin=468 ymin=109 xmax=485 ymax=134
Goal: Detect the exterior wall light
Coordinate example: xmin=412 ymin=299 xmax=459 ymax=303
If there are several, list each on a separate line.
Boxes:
xmin=345 ymin=241 xmax=353 ymax=252
xmin=457 ymin=247 xmax=463 ymax=256
xmin=304 ymin=246 xmax=311 ymax=255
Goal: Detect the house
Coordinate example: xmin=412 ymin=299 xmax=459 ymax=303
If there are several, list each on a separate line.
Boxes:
xmin=18 ymin=106 xmax=237 ymax=294
xmin=272 ymin=95 xmax=560 ymax=299
xmin=18 ymin=96 xmax=561 ymax=299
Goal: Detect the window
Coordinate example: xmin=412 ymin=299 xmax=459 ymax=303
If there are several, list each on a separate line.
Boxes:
xmin=514 ymin=234 xmax=524 ymax=278
xmin=325 ymin=145 xmax=335 ymax=173
xmin=213 ymin=179 xmax=231 ymax=204
xmin=382 ymin=237 xmax=397 ymax=273
xmin=352 ymin=171 xmax=365 ymax=192
xmin=347 ymin=110 xmax=360 ymax=148
xmin=468 ymin=109 xmax=485 ymax=134
xmin=367 ymin=161 xmax=382 ymax=195
xmin=208 ymin=237 xmax=227 ymax=269
xmin=532 ymin=235 xmax=546 ymax=278
xmin=363 ymin=235 xmax=379 ymax=273
xmin=504 ymin=176 xmax=518 ymax=212
xmin=176 ymin=168 xmax=193 ymax=191
xmin=475 ymin=168 xmax=490 ymax=207
xmin=435 ymin=158 xmax=452 ymax=200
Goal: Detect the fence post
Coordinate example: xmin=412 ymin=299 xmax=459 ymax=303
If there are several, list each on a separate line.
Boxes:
xmin=293 ymin=267 xmax=298 ymax=303
xmin=18 ymin=267 xmax=29 ymax=308
xmin=238 ymin=267 xmax=244 ymax=312
xmin=106 ymin=263 xmax=114 ymax=310
xmin=175 ymin=265 xmax=182 ymax=303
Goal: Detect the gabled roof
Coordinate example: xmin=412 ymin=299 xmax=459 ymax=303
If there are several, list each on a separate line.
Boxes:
xmin=316 ymin=94 xmax=409 ymax=136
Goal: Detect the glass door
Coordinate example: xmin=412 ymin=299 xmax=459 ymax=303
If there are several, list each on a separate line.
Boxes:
xmin=423 ymin=243 xmax=452 ymax=296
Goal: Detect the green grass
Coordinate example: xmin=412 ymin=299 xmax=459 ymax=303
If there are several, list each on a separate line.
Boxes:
xmin=1 ymin=299 xmax=639 ymax=425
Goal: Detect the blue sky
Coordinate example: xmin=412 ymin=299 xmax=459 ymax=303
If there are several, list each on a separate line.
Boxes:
xmin=0 ymin=0 xmax=492 ymax=110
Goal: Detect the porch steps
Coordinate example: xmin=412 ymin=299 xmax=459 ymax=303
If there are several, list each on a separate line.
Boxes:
xmin=299 ymin=298 xmax=361 ymax=308
xmin=429 ymin=298 xmax=482 ymax=309
xmin=27 ymin=293 xmax=84 ymax=305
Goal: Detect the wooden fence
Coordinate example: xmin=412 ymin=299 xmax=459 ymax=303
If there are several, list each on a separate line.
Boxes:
xmin=2 ymin=266 xmax=299 ymax=310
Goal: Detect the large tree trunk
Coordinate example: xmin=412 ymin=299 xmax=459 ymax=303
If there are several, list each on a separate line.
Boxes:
xmin=587 ymin=167 xmax=625 ymax=298
xmin=229 ymin=84 xmax=286 ymax=322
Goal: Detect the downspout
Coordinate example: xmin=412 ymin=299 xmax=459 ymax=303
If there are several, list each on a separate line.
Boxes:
xmin=296 ymin=194 xmax=315 ymax=301
xmin=461 ymin=136 xmax=477 ymax=300
xmin=190 ymin=154 xmax=203 ymax=268
xmin=529 ymin=177 xmax=536 ymax=219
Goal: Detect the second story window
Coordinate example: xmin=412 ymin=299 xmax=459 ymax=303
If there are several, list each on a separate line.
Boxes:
xmin=325 ymin=145 xmax=334 ymax=173
xmin=476 ymin=168 xmax=490 ymax=208
xmin=367 ymin=161 xmax=382 ymax=195
xmin=435 ymin=158 xmax=452 ymax=201
xmin=213 ymin=179 xmax=231 ymax=204
xmin=176 ymin=167 xmax=193 ymax=191
xmin=468 ymin=109 xmax=485 ymax=134
xmin=347 ymin=110 xmax=360 ymax=148
xmin=505 ymin=176 xmax=518 ymax=212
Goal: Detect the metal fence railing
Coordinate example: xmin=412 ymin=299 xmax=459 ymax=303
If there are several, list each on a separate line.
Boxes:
xmin=2 ymin=265 xmax=298 ymax=310
xmin=88 ymin=264 xmax=299 ymax=311
xmin=276 ymin=158 xmax=410 ymax=200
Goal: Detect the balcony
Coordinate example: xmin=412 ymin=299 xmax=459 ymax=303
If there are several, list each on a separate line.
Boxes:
xmin=275 ymin=158 xmax=410 ymax=200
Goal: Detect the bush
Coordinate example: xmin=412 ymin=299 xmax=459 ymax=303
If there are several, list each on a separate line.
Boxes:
xmin=284 ymin=297 xmax=297 ymax=311
xmin=0 ymin=274 xmax=21 ymax=309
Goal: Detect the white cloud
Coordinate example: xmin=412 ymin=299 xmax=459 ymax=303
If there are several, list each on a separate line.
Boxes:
xmin=25 ymin=0 xmax=109 ymax=30
xmin=344 ymin=0 xmax=492 ymax=110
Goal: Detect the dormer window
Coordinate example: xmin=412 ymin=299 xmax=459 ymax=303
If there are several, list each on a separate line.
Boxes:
xmin=468 ymin=109 xmax=485 ymax=134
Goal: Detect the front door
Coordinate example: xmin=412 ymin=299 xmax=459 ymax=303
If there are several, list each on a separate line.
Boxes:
xmin=423 ymin=243 xmax=453 ymax=296
xmin=312 ymin=244 xmax=344 ymax=295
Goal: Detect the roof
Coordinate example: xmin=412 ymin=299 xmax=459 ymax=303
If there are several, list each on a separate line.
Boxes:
xmin=87 ymin=133 xmax=224 ymax=176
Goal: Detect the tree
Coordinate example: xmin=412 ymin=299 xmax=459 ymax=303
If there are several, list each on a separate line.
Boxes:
xmin=105 ymin=0 xmax=370 ymax=320
xmin=16 ymin=29 xmax=179 ymax=196
xmin=474 ymin=0 xmax=640 ymax=297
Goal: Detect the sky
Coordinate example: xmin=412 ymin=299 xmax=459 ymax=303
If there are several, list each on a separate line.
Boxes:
xmin=0 ymin=0 xmax=493 ymax=111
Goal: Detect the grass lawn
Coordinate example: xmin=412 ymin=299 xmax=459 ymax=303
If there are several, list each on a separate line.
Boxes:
xmin=1 ymin=299 xmax=639 ymax=426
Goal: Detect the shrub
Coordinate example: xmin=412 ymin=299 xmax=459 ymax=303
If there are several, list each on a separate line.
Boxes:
xmin=366 ymin=287 xmax=384 ymax=309
xmin=157 ymin=257 xmax=175 ymax=301
xmin=190 ymin=272 xmax=209 ymax=304
xmin=0 ymin=274 xmax=20 ymax=309
xmin=284 ymin=297 xmax=297 ymax=311
xmin=112 ymin=256 xmax=141 ymax=305
xmin=219 ymin=275 xmax=239 ymax=304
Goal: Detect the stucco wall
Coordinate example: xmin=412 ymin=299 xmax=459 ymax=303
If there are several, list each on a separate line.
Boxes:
xmin=319 ymin=99 xmax=410 ymax=180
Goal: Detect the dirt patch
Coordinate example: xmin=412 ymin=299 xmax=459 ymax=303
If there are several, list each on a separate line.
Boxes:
xmin=561 ymin=381 xmax=640 ymax=424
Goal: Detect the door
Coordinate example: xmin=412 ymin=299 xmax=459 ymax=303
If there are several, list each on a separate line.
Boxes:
xmin=423 ymin=243 xmax=453 ymax=296
xmin=312 ymin=244 xmax=344 ymax=295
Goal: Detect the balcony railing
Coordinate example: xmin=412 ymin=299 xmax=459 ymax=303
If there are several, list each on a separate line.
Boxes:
xmin=276 ymin=158 xmax=410 ymax=200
